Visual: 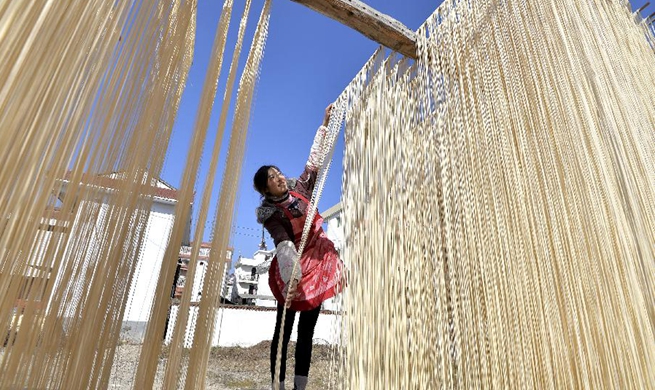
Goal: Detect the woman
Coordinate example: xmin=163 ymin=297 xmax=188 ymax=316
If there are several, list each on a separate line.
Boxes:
xmin=254 ymin=104 xmax=343 ymax=390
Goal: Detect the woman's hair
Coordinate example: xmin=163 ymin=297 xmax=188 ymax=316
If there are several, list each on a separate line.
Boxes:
xmin=253 ymin=165 xmax=280 ymax=196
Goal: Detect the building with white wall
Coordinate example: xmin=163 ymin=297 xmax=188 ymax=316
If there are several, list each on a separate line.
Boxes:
xmin=73 ymin=173 xmax=181 ymax=340
xmin=165 ymin=304 xmax=342 ymax=348
xmin=320 ymin=202 xmax=345 ymax=311
xmin=322 ymin=202 xmax=344 ymax=257
xmin=173 ymin=243 xmax=233 ymax=304
xmin=211 ymin=306 xmax=341 ymax=347
xmin=231 ymin=247 xmax=276 ymax=307
xmin=122 ymin=190 xmax=177 ymax=326
xmin=9 ymin=172 xmax=188 ymax=340
xmin=164 ymin=243 xmax=233 ymax=346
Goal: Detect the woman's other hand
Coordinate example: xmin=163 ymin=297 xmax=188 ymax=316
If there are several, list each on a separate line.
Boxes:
xmin=322 ymin=103 xmax=334 ymax=127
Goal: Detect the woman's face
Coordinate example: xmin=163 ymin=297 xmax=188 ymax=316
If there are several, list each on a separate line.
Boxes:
xmin=266 ymin=167 xmax=288 ymax=197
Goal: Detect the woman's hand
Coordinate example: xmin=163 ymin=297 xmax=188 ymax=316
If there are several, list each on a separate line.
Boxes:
xmin=284 ymin=279 xmax=300 ymax=307
xmin=322 ymin=103 xmax=334 ymax=127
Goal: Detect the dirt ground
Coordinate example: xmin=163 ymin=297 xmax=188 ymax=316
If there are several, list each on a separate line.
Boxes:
xmin=109 ymin=342 xmax=339 ymax=390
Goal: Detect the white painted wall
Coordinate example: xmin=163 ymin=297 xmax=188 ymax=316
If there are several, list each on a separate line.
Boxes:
xmin=322 ymin=207 xmax=345 ymax=311
xmin=325 ymin=215 xmax=345 ymax=254
xmin=24 ymin=178 xmax=180 ymax=342
xmin=233 ymin=262 xmax=259 ymax=297
xmin=49 ymin=202 xmax=111 ymax=318
xmin=190 ymin=259 xmax=208 ymax=302
xmin=166 ymin=306 xmax=342 ymax=348
xmin=232 ymin=249 xmax=278 ymax=306
xmin=255 ymin=270 xmax=276 ymax=308
xmin=179 ymin=246 xmax=232 ymax=303
xmin=123 ymin=201 xmax=175 ymax=322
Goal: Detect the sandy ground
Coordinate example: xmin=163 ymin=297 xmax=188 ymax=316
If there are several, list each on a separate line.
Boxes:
xmin=109 ymin=342 xmax=339 ymax=390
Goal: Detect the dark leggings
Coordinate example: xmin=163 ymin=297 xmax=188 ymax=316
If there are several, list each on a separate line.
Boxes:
xmin=270 ymin=304 xmax=321 ymax=382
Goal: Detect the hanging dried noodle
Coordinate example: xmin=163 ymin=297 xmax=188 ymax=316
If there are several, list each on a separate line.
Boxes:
xmin=335 ymin=0 xmax=655 ymax=388
xmin=0 ymin=0 xmax=270 ymax=388
xmin=2 ymin=0 xmax=654 ymax=388
xmin=0 ymin=0 xmax=196 ymax=388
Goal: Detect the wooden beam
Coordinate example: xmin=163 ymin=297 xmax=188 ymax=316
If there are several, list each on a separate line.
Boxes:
xmin=291 ymin=0 xmax=418 ymax=59
xmin=635 ymin=2 xmax=650 ymax=14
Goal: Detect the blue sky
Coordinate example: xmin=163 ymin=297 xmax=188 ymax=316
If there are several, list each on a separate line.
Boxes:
xmin=160 ymin=0 xmax=651 ymax=262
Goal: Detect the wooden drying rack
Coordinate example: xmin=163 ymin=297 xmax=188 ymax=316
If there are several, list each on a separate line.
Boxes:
xmin=291 ymin=0 xmax=419 ymax=59
xmin=292 ymin=1 xmax=655 ymax=58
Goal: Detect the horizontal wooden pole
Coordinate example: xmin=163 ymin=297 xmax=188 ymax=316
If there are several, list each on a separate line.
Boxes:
xmin=635 ymin=2 xmax=650 ymax=14
xmin=291 ymin=0 xmax=418 ymax=59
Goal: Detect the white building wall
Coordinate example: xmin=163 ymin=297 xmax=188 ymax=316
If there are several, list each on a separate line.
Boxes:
xmin=190 ymin=259 xmax=207 ymax=303
xmin=322 ymin=206 xmax=345 ymax=311
xmin=123 ymin=201 xmax=175 ymax=322
xmin=49 ymin=202 xmax=110 ymax=318
xmin=325 ymin=215 xmax=345 ymax=255
xmin=255 ymin=270 xmax=276 ymax=308
xmin=213 ymin=308 xmax=341 ymax=347
xmin=231 ymin=249 xmax=277 ymax=306
xmin=178 ymin=246 xmax=231 ymax=303
xmin=24 ymin=177 xmax=180 ymax=342
xmin=234 ymin=263 xmax=259 ymax=297
xmin=46 ymin=197 xmax=175 ymax=324
xmin=219 ymin=263 xmax=232 ymax=300
xmin=165 ymin=306 xmax=342 ymax=348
